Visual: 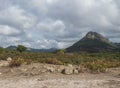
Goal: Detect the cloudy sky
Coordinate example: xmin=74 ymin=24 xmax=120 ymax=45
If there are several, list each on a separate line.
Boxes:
xmin=0 ymin=0 xmax=120 ymax=49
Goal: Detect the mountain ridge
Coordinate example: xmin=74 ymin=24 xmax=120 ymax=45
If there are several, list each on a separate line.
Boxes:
xmin=66 ymin=31 xmax=119 ymax=53
xmin=6 ymin=46 xmax=58 ymax=52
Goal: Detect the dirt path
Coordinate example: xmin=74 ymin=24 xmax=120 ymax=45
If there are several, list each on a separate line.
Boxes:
xmin=0 ymin=73 xmax=120 ymax=88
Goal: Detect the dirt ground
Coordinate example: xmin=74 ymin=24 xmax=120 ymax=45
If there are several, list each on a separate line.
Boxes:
xmin=0 ymin=63 xmax=120 ymax=88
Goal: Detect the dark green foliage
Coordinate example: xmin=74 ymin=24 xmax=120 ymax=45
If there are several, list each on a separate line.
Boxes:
xmin=17 ymin=45 xmax=27 ymax=53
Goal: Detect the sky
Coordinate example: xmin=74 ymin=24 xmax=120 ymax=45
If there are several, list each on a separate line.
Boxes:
xmin=0 ymin=0 xmax=120 ymax=49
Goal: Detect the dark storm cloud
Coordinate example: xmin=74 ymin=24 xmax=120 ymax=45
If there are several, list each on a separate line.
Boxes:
xmin=0 ymin=0 xmax=120 ymax=48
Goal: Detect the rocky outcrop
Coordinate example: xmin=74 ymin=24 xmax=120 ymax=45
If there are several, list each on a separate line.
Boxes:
xmin=0 ymin=62 xmax=83 ymax=76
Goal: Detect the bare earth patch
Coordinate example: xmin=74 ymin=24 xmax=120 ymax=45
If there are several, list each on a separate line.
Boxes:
xmin=0 ymin=62 xmax=120 ymax=88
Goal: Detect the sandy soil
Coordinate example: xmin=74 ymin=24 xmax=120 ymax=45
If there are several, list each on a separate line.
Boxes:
xmin=0 ymin=63 xmax=120 ymax=88
xmin=0 ymin=73 xmax=120 ymax=88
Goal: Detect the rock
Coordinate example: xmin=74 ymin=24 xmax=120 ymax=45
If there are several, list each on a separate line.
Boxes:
xmin=0 ymin=72 xmax=2 ymax=75
xmin=20 ymin=68 xmax=27 ymax=72
xmin=0 ymin=61 xmax=9 ymax=67
xmin=37 ymin=78 xmax=45 ymax=81
xmin=30 ymin=72 xmax=39 ymax=76
xmin=47 ymin=67 xmax=55 ymax=73
xmin=41 ymin=69 xmax=47 ymax=73
xmin=7 ymin=57 xmax=12 ymax=62
xmin=44 ymin=66 xmax=55 ymax=73
xmin=62 ymin=67 xmax=73 ymax=75
xmin=57 ymin=66 xmax=65 ymax=73
xmin=31 ymin=66 xmax=38 ymax=70
xmin=73 ymin=69 xmax=79 ymax=74
xmin=67 ymin=64 xmax=73 ymax=68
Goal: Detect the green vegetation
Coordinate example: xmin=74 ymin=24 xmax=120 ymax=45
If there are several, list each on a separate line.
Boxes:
xmin=17 ymin=45 xmax=27 ymax=53
xmin=0 ymin=48 xmax=120 ymax=72
xmin=0 ymin=32 xmax=120 ymax=72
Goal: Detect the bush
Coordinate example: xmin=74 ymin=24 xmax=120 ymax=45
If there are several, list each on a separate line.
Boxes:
xmin=86 ymin=63 xmax=107 ymax=73
xmin=9 ymin=58 xmax=24 ymax=67
xmin=45 ymin=58 xmax=63 ymax=65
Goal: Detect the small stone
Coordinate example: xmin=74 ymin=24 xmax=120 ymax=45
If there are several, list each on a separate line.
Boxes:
xmin=37 ymin=78 xmax=45 ymax=81
xmin=46 ymin=67 xmax=55 ymax=73
xmin=73 ymin=69 xmax=79 ymax=74
xmin=20 ymin=68 xmax=27 ymax=72
xmin=67 ymin=64 xmax=73 ymax=68
xmin=41 ymin=69 xmax=47 ymax=73
xmin=30 ymin=72 xmax=39 ymax=76
xmin=32 ymin=66 xmax=37 ymax=70
xmin=7 ymin=57 xmax=12 ymax=61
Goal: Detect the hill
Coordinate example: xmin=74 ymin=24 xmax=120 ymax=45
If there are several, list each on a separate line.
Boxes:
xmin=6 ymin=46 xmax=58 ymax=52
xmin=66 ymin=31 xmax=119 ymax=52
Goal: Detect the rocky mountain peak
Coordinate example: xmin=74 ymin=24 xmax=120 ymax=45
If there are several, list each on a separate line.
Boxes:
xmin=66 ymin=31 xmax=118 ymax=53
xmin=83 ymin=31 xmax=109 ymax=42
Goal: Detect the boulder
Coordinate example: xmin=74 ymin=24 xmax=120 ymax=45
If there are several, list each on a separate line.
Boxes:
xmin=7 ymin=57 xmax=12 ymax=62
xmin=62 ymin=67 xmax=73 ymax=75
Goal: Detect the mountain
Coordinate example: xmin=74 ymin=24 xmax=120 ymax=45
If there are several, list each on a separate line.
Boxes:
xmin=27 ymin=48 xmax=58 ymax=52
xmin=6 ymin=46 xmax=17 ymax=50
xmin=6 ymin=46 xmax=58 ymax=52
xmin=66 ymin=31 xmax=119 ymax=53
xmin=114 ymin=43 xmax=120 ymax=48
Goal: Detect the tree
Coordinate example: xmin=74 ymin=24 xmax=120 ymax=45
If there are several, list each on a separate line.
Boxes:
xmin=17 ymin=45 xmax=27 ymax=52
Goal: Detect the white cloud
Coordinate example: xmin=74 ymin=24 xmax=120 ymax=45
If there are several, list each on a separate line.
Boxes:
xmin=0 ymin=6 xmax=36 ymax=29
xmin=0 ymin=25 xmax=21 ymax=36
xmin=36 ymin=19 xmax=66 ymax=39
xmin=0 ymin=0 xmax=120 ymax=48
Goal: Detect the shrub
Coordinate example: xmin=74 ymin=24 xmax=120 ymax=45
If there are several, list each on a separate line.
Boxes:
xmin=45 ymin=58 xmax=63 ymax=65
xmin=9 ymin=58 xmax=24 ymax=67
xmin=84 ymin=61 xmax=108 ymax=73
